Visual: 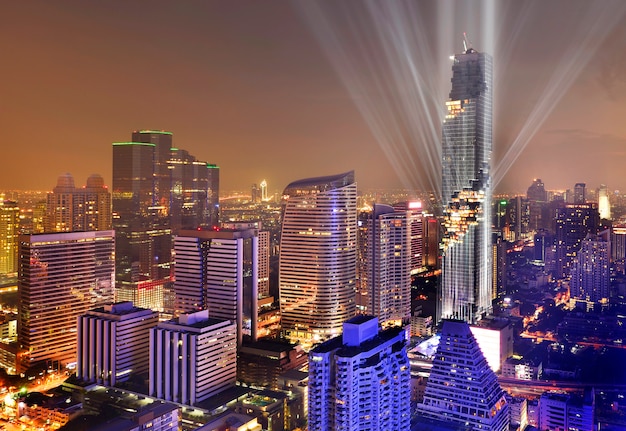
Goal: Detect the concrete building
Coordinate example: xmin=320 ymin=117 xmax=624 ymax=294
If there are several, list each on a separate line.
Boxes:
xmin=539 ymin=389 xmax=594 ymax=431
xmin=308 ymin=316 xmax=410 ymax=431
xmin=77 ymin=301 xmax=159 ymax=386
xmin=174 ymin=228 xmax=259 ymax=345
xmin=357 ymin=204 xmax=411 ymax=328
xmin=279 ymin=171 xmax=357 ymax=348
xmin=416 ymin=320 xmax=509 ymax=431
xmin=17 ymin=230 xmax=115 ymax=372
xmin=149 ymin=310 xmax=237 ymax=405
xmin=470 ymin=317 xmax=514 ymax=373
xmin=569 ymin=234 xmax=610 ymax=303
xmin=45 ymin=173 xmax=112 ymax=233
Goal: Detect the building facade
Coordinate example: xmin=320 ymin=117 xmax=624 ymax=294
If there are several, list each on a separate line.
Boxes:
xmin=279 ymin=171 xmax=357 ymax=347
xmin=45 ymin=173 xmax=112 ymax=233
xmin=77 ymin=301 xmax=159 ymax=386
xmin=440 ymin=48 xmax=493 ymax=324
xmin=0 ymin=197 xmax=19 ymax=277
xmin=308 ymin=316 xmax=410 ymax=431
xmin=17 ymin=231 xmax=115 ymax=372
xmin=174 ymin=228 xmax=259 ymax=345
xmin=569 ymin=234 xmax=610 ymax=303
xmin=416 ymin=320 xmax=509 ymax=431
xmin=357 ymin=204 xmax=411 ymax=328
xmin=149 ymin=310 xmax=237 ymax=405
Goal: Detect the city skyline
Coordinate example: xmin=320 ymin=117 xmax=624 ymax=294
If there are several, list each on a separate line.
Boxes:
xmin=2 ymin=1 xmax=626 ymax=194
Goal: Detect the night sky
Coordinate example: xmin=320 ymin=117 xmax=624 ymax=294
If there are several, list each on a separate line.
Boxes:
xmin=2 ymin=1 xmax=626 ymax=194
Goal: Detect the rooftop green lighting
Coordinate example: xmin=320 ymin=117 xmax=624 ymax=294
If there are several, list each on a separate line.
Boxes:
xmin=500 ymin=200 xmax=507 ymax=205
xmin=138 ymin=130 xmax=173 ymax=135
xmin=112 ymin=142 xmax=156 ymax=147
xmin=207 ymin=164 xmax=219 ymax=168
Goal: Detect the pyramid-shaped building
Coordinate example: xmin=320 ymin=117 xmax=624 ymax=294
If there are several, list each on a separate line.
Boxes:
xmin=415 ymin=319 xmax=509 ymax=431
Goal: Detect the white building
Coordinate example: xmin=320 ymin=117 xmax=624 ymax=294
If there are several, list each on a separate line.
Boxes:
xmin=308 ymin=316 xmax=410 ymax=431
xmin=416 ymin=320 xmax=509 ymax=431
xmin=149 ymin=310 xmax=237 ymax=405
xmin=77 ymin=301 xmax=159 ymax=386
xmin=470 ymin=317 xmax=514 ymax=373
xmin=358 ymin=204 xmax=411 ymax=328
xmin=18 ymin=230 xmax=115 ymax=372
xmin=279 ymin=171 xmax=357 ymax=348
xmin=174 ymin=228 xmax=259 ymax=345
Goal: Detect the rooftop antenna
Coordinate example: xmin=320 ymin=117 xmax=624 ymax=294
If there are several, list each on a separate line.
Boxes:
xmin=463 ymin=32 xmax=473 ymax=52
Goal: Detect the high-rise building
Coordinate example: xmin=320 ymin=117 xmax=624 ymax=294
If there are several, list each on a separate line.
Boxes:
xmin=260 ymin=180 xmax=268 ymax=202
xmin=169 ymin=148 xmax=219 ymax=232
xmin=440 ymin=47 xmax=493 ymax=324
xmin=17 ymin=231 xmax=115 ymax=372
xmin=149 ymin=310 xmax=237 ymax=405
xmin=45 ymin=173 xmax=111 ymax=233
xmin=308 ymin=316 xmax=410 ymax=431
xmin=77 ymin=301 xmax=159 ymax=386
xmin=113 ymin=141 xmax=172 ymax=312
xmin=0 ymin=197 xmax=19 ymax=277
xmin=527 ymin=178 xmax=547 ymax=232
xmin=598 ymin=184 xmax=611 ymax=220
xmin=174 ymin=228 xmax=259 ymax=345
xmin=415 ymin=320 xmax=509 ymax=431
xmin=392 ymin=201 xmax=425 ymax=275
xmin=113 ymin=131 xmax=219 ymax=313
xmin=279 ymin=171 xmax=357 ymax=347
xmin=554 ymin=203 xmax=599 ymax=278
xmin=357 ymin=204 xmax=411 ymax=328
xmin=539 ymin=389 xmax=594 ymax=431
xmin=611 ymin=225 xmax=626 ymax=262
xmin=221 ymin=220 xmax=270 ymax=299
xmin=570 ymin=234 xmax=610 ymax=303
xmin=574 ymin=182 xmax=587 ymax=204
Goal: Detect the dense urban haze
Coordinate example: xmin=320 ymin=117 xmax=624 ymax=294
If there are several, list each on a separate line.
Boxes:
xmin=2 ymin=1 xmax=626 ymax=193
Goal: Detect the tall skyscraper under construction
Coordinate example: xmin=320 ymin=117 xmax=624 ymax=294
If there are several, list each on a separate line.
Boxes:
xmin=439 ymin=47 xmax=493 ymax=324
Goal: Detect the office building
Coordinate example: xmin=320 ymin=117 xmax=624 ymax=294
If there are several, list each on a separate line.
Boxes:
xmin=113 ymin=140 xmax=171 ymax=312
xmin=17 ymin=230 xmax=115 ymax=372
xmin=45 ymin=173 xmax=112 ymax=233
xmin=149 ymin=310 xmax=237 ymax=405
xmin=174 ymin=228 xmax=259 ymax=344
xmin=393 ymin=201 xmax=426 ymax=274
xmin=169 ymin=148 xmax=219 ymax=232
xmin=221 ymin=221 xmax=270 ymax=299
xmin=113 ymin=130 xmax=219 ymax=313
xmin=527 ymin=179 xmax=547 ymax=232
xmin=539 ymin=389 xmax=594 ymax=431
xmin=358 ymin=204 xmax=411 ymax=328
xmin=611 ymin=225 xmax=626 ymax=262
xmin=308 ymin=316 xmax=410 ymax=431
xmin=0 ymin=197 xmax=19 ymax=277
xmin=77 ymin=301 xmax=159 ymax=386
xmin=569 ymin=234 xmax=610 ymax=303
xmin=416 ymin=320 xmax=509 ymax=431
xmin=440 ymin=47 xmax=493 ymax=324
xmin=279 ymin=171 xmax=357 ymax=347
xmin=554 ymin=203 xmax=599 ymax=278
xmin=574 ymin=182 xmax=587 ymax=204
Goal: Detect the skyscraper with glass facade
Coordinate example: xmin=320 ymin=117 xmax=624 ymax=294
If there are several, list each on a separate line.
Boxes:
xmin=279 ymin=171 xmax=357 ymax=348
xmin=440 ymin=48 xmax=493 ymax=324
xmin=112 ymin=130 xmax=219 ymax=312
